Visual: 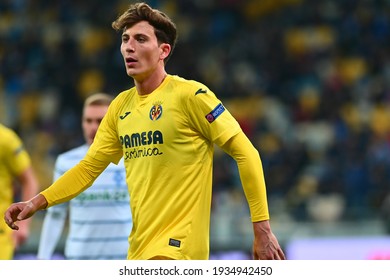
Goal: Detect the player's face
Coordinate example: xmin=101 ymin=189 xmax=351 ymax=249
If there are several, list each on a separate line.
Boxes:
xmin=120 ymin=21 xmax=169 ymax=81
xmin=82 ymin=104 xmax=108 ymax=145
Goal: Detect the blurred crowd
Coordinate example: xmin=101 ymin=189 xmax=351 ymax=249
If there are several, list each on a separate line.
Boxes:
xmin=1 ymin=0 xmax=390 ymax=227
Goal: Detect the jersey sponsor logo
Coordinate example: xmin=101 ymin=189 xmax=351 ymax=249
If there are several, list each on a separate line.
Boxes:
xmin=169 ymin=238 xmax=181 ymax=248
xmin=120 ymin=130 xmax=164 ymax=160
xmin=120 ymin=130 xmax=163 ymax=148
xmin=74 ymin=190 xmax=129 ymax=204
xmin=149 ymin=102 xmax=163 ymax=121
xmin=119 ymin=111 xmax=131 ymax=120
xmin=124 ymin=147 xmax=163 ymax=160
xmin=195 ymin=88 xmax=207 ymax=95
xmin=205 ymin=103 xmax=225 ymax=123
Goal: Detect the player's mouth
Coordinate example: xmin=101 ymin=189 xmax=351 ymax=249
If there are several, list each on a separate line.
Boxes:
xmin=125 ymin=57 xmax=137 ymax=66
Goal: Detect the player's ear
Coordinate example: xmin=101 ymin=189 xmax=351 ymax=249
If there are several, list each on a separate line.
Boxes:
xmin=159 ymin=43 xmax=171 ymax=61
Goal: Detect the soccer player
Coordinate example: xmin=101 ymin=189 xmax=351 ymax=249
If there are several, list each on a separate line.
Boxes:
xmin=37 ymin=93 xmax=132 ymax=260
xmin=4 ymin=2 xmax=285 ymax=260
xmin=0 ymin=123 xmax=38 ymax=259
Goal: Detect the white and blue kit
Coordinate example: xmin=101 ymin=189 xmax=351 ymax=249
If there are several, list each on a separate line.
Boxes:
xmin=38 ymin=144 xmax=132 ymax=259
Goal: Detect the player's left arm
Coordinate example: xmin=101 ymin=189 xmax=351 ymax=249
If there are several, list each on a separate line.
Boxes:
xmin=221 ymin=132 xmax=285 ymax=260
xmin=221 ymin=131 xmax=268 ymax=220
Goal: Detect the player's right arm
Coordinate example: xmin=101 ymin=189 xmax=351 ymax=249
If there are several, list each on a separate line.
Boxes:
xmin=5 ymin=97 xmax=122 ymax=230
xmin=4 ymin=154 xmax=109 ymax=230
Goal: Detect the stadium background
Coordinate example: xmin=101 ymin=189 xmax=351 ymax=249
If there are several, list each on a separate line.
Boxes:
xmin=1 ymin=0 xmax=390 ymax=259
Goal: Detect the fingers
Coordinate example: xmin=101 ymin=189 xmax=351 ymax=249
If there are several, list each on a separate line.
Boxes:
xmin=254 ymin=249 xmax=274 ymax=260
xmin=278 ymin=248 xmax=286 ymax=260
xmin=253 ymin=250 xmax=258 ymax=260
xmin=253 ymin=243 xmax=286 ymax=260
xmin=4 ymin=201 xmax=36 ymax=231
xmin=4 ymin=204 xmax=21 ymax=230
xmin=18 ymin=201 xmax=34 ymax=220
xmin=4 ymin=217 xmax=19 ymax=230
xmin=269 ymin=247 xmax=286 ymax=260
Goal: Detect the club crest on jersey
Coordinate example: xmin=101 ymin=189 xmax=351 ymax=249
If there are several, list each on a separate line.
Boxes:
xmin=149 ymin=102 xmax=163 ymax=121
xmin=206 ymin=103 xmax=225 ymax=123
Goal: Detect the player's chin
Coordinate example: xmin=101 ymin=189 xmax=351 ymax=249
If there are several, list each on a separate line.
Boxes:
xmin=126 ymin=68 xmax=137 ymax=77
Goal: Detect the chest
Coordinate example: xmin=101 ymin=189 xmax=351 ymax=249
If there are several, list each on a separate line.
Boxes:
xmin=117 ymin=94 xmax=186 ymax=144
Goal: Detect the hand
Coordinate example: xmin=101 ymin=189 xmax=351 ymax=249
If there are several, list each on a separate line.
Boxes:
xmin=252 ymin=220 xmax=286 ymax=260
xmin=4 ymin=194 xmax=47 ymax=230
xmin=4 ymin=201 xmax=35 ymax=230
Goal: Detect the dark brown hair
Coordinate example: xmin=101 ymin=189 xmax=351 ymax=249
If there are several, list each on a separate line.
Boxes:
xmin=112 ymin=2 xmax=177 ymax=62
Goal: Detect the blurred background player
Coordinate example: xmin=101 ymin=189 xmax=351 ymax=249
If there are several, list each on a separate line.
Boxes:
xmin=37 ymin=93 xmax=132 ymax=260
xmin=0 ymin=123 xmax=39 ymax=259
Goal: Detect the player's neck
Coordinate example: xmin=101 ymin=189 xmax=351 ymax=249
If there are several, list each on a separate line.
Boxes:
xmin=134 ymin=68 xmax=167 ymax=96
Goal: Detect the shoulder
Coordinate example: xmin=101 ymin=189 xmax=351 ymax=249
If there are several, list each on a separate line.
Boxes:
xmin=111 ymin=88 xmax=136 ymax=106
xmin=0 ymin=123 xmax=12 ymax=134
xmin=0 ymin=124 xmax=24 ymax=152
xmin=0 ymin=124 xmax=20 ymax=143
xmin=105 ymin=88 xmax=137 ymax=120
xmin=168 ymin=75 xmax=210 ymax=95
xmin=166 ymin=75 xmax=216 ymax=108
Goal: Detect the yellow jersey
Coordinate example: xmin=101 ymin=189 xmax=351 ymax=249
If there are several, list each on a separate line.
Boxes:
xmin=0 ymin=124 xmax=31 ymax=259
xmin=42 ymin=75 xmax=269 ymax=259
xmin=90 ymin=75 xmax=241 ymax=259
